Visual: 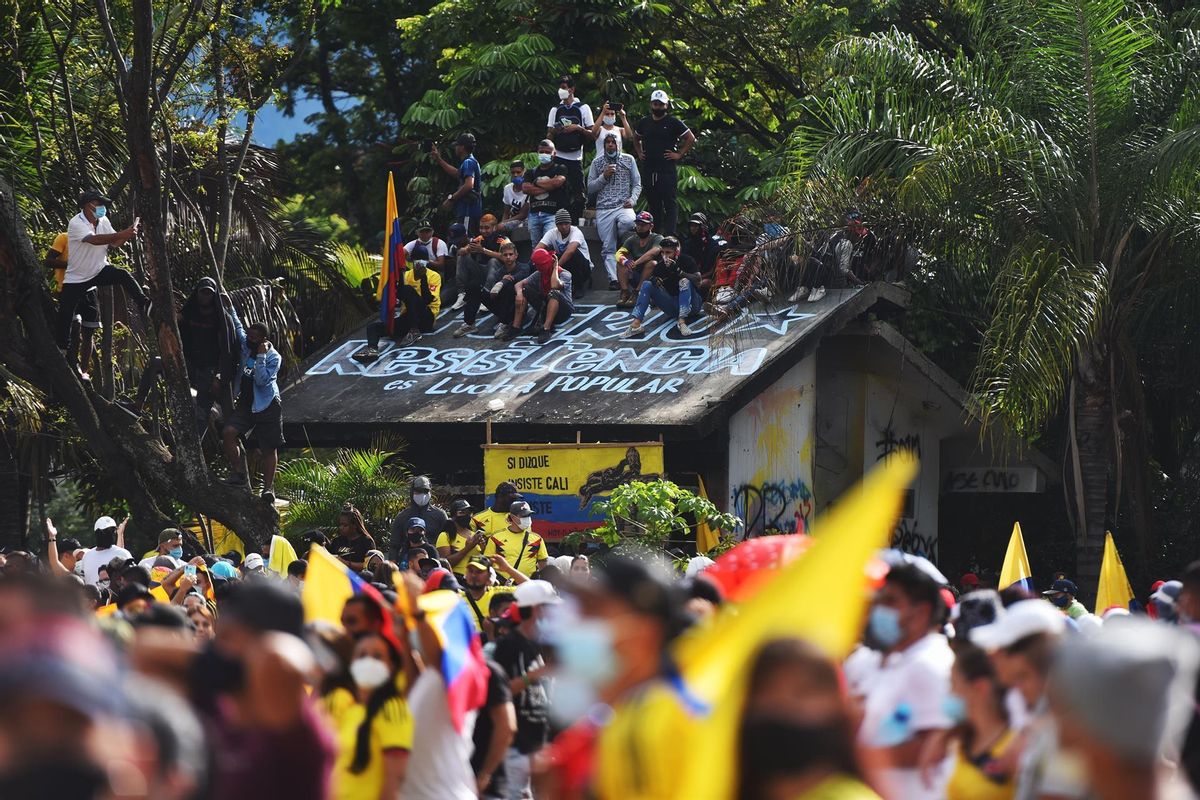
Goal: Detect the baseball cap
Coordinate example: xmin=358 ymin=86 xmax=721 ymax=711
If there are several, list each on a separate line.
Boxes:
xmin=1042 ymin=578 xmax=1078 ymax=596
xmin=94 ymin=515 xmax=118 ymax=531
xmin=649 ymin=89 xmax=670 ymax=104
xmin=688 ymin=212 xmax=708 ymax=226
xmin=531 ymin=249 xmax=555 ymax=269
xmin=659 ymin=236 xmax=680 ymax=249
xmin=449 ymin=222 xmax=467 ymax=238
xmin=635 ymin=211 xmax=654 ymax=225
xmin=685 ymin=555 xmax=714 ymax=578
xmin=514 ymin=579 xmax=562 ymax=608
xmin=423 ymin=568 xmax=459 ymax=593
xmin=406 ymin=516 xmax=427 ymax=530
xmin=158 ymin=528 xmax=184 ymax=544
xmin=450 ymin=499 xmax=472 ymax=514
xmin=467 ymin=554 xmax=492 ymax=571
xmin=970 ymin=599 xmax=1066 ymax=650
xmin=509 ymin=500 xmax=534 ymax=518
xmin=78 ymin=188 xmax=113 ymax=207
xmin=496 ymin=481 xmax=518 ymax=495
xmin=243 ymin=553 xmax=264 ymax=571
xmin=412 ymin=475 xmax=432 ymax=491
xmin=576 ymin=555 xmax=682 ymax=628
xmin=554 ymin=208 xmax=572 ymax=225
xmin=960 ymin=572 xmax=980 ymax=587
xmin=116 ymin=583 xmax=154 ymax=609
xmin=209 ymin=560 xmax=239 ymax=581
xmin=416 ymin=219 xmax=433 ymax=232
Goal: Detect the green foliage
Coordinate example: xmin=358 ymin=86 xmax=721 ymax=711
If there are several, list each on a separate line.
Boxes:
xmin=589 ymin=480 xmax=741 ymax=549
xmin=275 ymin=447 xmax=412 ymax=547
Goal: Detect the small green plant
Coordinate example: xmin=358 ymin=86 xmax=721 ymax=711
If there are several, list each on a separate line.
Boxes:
xmin=587 ymin=480 xmax=742 ymax=550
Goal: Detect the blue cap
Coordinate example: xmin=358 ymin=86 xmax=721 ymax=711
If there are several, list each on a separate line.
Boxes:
xmin=449 ymin=223 xmax=467 ymax=237
xmin=210 ymin=560 xmax=239 ymax=580
xmin=406 ymin=517 xmax=427 ymax=530
xmin=1044 ymin=578 xmax=1078 ymax=596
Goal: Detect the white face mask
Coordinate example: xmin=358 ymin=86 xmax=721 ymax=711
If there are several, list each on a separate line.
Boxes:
xmin=558 ymin=87 xmax=570 ymax=100
xmin=514 ymin=516 xmax=532 ymax=531
xmin=538 ymin=152 xmax=553 ymax=164
xmin=349 ymin=656 xmax=391 ymax=690
xmin=603 ymin=115 xmax=616 ymax=126
xmin=413 ymin=492 xmax=430 ymax=506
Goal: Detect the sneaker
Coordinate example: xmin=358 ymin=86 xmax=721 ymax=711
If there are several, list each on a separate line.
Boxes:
xmin=352 ymin=346 xmax=380 ymax=363
xmin=223 ymin=472 xmax=249 ymax=487
xmin=451 ymin=292 xmax=467 ymax=311
xmin=537 ymin=328 xmax=552 ymax=344
xmin=453 ymin=322 xmax=476 ymax=338
xmin=262 ymin=490 xmax=276 ymax=504
xmin=622 ymin=321 xmax=644 ymax=338
xmin=788 ymin=286 xmax=810 ymax=302
xmin=498 ymin=325 xmax=518 ymax=342
xmin=398 ymin=331 xmax=422 ymax=347
xmin=808 ymin=286 xmax=827 ymax=303
xmin=608 ymin=280 xmax=620 ymax=291
xmin=677 ymin=319 xmax=693 ymax=336
xmin=753 ymin=285 xmax=774 ymax=302
xmin=493 ymin=323 xmax=508 ymax=338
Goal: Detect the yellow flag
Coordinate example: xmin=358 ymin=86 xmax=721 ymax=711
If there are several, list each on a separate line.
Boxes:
xmin=377 ymin=173 xmax=400 ymax=302
xmin=268 ymin=534 xmax=298 ymax=576
xmin=999 ymin=522 xmax=1034 ymax=591
xmin=1095 ymin=531 xmax=1134 ymax=614
xmin=597 ymin=452 xmax=918 ymax=800
xmin=301 ymin=544 xmax=361 ymax=626
xmin=695 ymin=474 xmax=720 ymax=554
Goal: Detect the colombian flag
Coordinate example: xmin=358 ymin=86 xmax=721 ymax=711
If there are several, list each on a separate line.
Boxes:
xmin=302 ymin=544 xmax=385 ymax=626
xmin=999 ymin=522 xmax=1034 ymax=592
xmin=417 ymin=590 xmax=489 ymax=733
xmin=376 ymin=173 xmax=405 ymax=336
xmin=1095 ymin=531 xmax=1134 ymax=614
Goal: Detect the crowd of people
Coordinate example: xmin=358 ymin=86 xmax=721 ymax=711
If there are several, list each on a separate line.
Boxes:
xmin=2 ymin=473 xmax=1200 ymax=800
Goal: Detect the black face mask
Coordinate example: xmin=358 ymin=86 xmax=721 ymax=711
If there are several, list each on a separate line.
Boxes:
xmin=95 ymin=529 xmax=115 ymax=548
xmin=738 ymin=715 xmax=858 ymax=782
xmin=408 ymin=533 xmax=425 ymax=544
xmin=455 ymin=515 xmax=471 ymax=528
xmin=652 ymin=108 xmax=667 ymax=118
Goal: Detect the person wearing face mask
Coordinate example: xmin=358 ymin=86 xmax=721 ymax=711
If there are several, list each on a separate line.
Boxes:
xmin=1041 ymin=579 xmax=1088 ymax=620
xmin=327 ymin=632 xmax=412 ymax=800
xmin=858 ymin=563 xmax=956 ymax=800
xmin=221 ymin=316 xmax=283 ymax=503
xmin=388 ymin=476 xmax=449 ymax=563
xmin=588 ymin=131 xmax=642 ymax=291
xmin=521 ymin=140 xmax=569 ymax=244
xmin=57 ymin=189 xmax=151 ymax=378
xmin=622 ymin=235 xmax=703 ymax=338
xmin=546 ymin=75 xmax=594 ymax=224
xmin=738 ymin=638 xmax=881 ymax=800
xmin=455 ymin=241 xmax=532 ymax=339
xmin=613 ymin=211 xmax=663 ymax=308
xmin=80 ymin=515 xmax=133 ymax=585
xmin=509 ymin=236 xmax=575 ymax=345
xmin=943 ymin=645 xmax=1017 ymax=800
xmin=492 ymin=579 xmax=560 ymax=799
xmin=482 ymin=501 xmax=549 ymax=578
xmin=632 ymin=90 xmax=695 ymax=235
xmin=499 ymin=160 xmax=531 ymax=236
xmin=437 ymin=499 xmax=488 ymax=576
xmin=137 ymin=527 xmax=186 ymax=570
xmin=590 ymin=100 xmax=634 ymax=157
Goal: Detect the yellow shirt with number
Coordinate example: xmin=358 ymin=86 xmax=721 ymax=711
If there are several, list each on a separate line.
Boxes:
xmin=482 ymin=529 xmax=548 ymax=575
xmin=326 ymin=688 xmax=413 ymax=800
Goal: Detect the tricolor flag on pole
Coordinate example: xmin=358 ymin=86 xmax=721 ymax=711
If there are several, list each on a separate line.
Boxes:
xmin=1095 ymin=531 xmax=1134 ymax=614
xmin=376 ymin=173 xmax=405 ymax=336
xmin=999 ymin=522 xmax=1034 ymax=592
xmin=302 ymin=544 xmax=392 ymax=641
xmin=417 ymin=590 xmax=489 ymax=733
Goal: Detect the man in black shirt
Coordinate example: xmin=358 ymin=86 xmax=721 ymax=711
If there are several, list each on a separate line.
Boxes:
xmin=522 ymin=140 xmax=569 ymax=246
xmin=633 ymin=90 xmax=696 ymax=235
xmin=179 ymin=277 xmax=238 ymax=433
xmin=623 ymin=236 xmax=703 ymax=338
xmin=492 ymin=579 xmax=560 ymax=798
xmin=471 ymin=658 xmax=516 ymax=799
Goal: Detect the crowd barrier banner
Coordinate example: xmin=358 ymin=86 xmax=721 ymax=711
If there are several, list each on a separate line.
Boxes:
xmin=482 ymin=441 xmax=665 ymax=540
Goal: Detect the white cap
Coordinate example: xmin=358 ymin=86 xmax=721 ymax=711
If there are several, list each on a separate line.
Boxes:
xmin=685 ymin=556 xmax=715 ymax=578
xmin=513 ymin=579 xmax=562 ymax=608
xmin=970 ymin=599 xmax=1066 ymax=650
xmin=650 ymin=89 xmax=670 ymax=104
xmin=94 ymin=515 xmax=118 ymax=531
xmin=243 ymin=553 xmax=264 ymax=571
xmin=552 ymin=554 xmax=574 ymax=572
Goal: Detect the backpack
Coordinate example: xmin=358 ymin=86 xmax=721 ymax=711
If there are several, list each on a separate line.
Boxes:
xmin=409 ymin=236 xmax=442 ymax=263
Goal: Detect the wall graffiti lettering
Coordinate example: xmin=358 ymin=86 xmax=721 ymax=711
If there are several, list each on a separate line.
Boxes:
xmin=875 ymin=425 xmax=921 ymax=462
xmin=732 ymin=479 xmax=814 ymax=536
xmin=943 ymin=467 xmax=1040 ymax=493
xmin=892 ymin=519 xmax=937 ymax=560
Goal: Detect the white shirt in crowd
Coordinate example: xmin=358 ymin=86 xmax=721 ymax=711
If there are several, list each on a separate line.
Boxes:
xmin=502 ymin=184 xmax=529 ymax=218
xmin=858 ymin=631 xmax=955 ymax=800
xmin=538 ymin=225 xmax=587 ymax=254
xmin=401 ymin=670 xmax=478 ymax=800
xmin=593 ymin=123 xmax=626 ymax=157
xmin=81 ymin=545 xmax=133 ymax=584
xmin=404 ymin=237 xmax=449 ymax=262
xmin=138 ymin=553 xmax=184 ymax=572
xmin=66 ymin=212 xmax=116 ymax=284
xmin=546 ymin=102 xmax=594 ymax=161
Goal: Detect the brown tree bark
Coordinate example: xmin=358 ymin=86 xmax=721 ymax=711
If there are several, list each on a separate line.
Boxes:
xmin=1073 ymin=347 xmax=1111 ymax=598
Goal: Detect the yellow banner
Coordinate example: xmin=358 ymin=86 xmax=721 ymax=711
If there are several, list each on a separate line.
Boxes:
xmin=483 ymin=442 xmax=664 ymax=540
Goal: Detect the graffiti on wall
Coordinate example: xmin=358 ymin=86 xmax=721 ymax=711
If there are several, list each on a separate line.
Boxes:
xmin=875 ymin=424 xmax=922 ymax=462
xmin=891 ymin=518 xmax=936 ymax=560
xmin=732 ymin=479 xmax=814 ymax=536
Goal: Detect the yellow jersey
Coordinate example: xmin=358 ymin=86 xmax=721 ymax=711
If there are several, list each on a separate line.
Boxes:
xmin=482 ymin=529 xmax=548 ymax=575
xmin=945 ymin=729 xmax=1016 ymax=800
xmin=326 ymin=689 xmax=414 ymax=800
xmin=434 ymin=528 xmax=486 ymax=576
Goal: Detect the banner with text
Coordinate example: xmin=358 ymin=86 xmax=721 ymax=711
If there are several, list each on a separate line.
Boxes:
xmin=483 ymin=442 xmax=665 ymax=540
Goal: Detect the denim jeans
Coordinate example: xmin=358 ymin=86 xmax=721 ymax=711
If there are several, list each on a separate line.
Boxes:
xmin=527 ymin=211 xmax=556 ymax=245
xmin=595 ymin=206 xmax=636 ymax=281
xmin=632 ymin=278 xmax=701 ymax=322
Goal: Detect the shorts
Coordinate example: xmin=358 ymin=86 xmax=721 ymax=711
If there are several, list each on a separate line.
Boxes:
xmin=227 ymin=393 xmax=284 ymax=449
xmin=77 ymin=287 xmax=101 ymax=329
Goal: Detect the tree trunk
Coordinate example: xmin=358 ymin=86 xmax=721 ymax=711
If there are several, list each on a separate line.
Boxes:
xmin=1073 ymin=350 xmax=1111 ymax=601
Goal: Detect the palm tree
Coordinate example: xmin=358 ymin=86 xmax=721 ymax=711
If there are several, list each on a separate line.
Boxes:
xmin=788 ymin=0 xmax=1200 ymax=585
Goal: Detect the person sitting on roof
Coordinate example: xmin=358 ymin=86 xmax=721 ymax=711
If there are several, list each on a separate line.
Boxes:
xmin=622 ymin=236 xmax=703 ymax=338
xmin=353 ymin=259 xmax=441 ymax=363
xmin=500 ymin=248 xmax=574 ymax=345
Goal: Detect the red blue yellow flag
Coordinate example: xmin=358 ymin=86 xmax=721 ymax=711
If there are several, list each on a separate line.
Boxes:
xmin=377 ymin=173 xmax=405 ymax=335
xmin=418 ymin=590 xmax=489 ymax=733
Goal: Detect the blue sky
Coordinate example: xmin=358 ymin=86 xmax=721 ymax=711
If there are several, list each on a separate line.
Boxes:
xmin=251 ymin=97 xmax=322 ymax=145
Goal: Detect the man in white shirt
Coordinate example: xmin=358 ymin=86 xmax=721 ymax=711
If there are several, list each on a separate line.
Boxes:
xmin=858 ymin=563 xmax=955 ymax=800
xmin=535 ymin=209 xmax=591 ymax=298
xmin=80 ymin=515 xmax=134 ymax=585
xmin=546 ymin=74 xmax=594 ymax=223
xmin=499 ymin=161 xmax=530 ymax=236
xmin=137 ymin=528 xmax=185 ymax=571
xmin=404 ymin=221 xmax=449 ymax=274
xmin=58 ymin=189 xmax=150 ymax=379
xmin=590 ymin=100 xmax=634 ymax=157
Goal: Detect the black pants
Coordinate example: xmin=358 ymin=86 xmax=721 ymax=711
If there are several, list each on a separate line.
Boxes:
xmin=554 ymin=155 xmax=585 ymax=222
xmin=559 ymin=249 xmax=591 ymax=296
xmin=464 ymin=281 xmax=518 ymax=326
xmin=644 ymin=162 xmax=678 ymax=235
xmin=57 ymin=266 xmax=147 ymax=348
xmin=366 ymin=285 xmax=435 ymax=346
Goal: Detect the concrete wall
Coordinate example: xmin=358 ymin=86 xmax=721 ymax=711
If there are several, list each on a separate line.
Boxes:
xmin=727 ymin=354 xmax=817 ymax=536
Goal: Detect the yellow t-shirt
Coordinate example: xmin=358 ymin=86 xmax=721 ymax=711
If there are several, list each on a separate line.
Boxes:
xmin=400 ymin=265 xmax=442 ymax=315
xmin=596 ymin=681 xmax=693 ymax=800
xmin=49 ymin=232 xmax=68 ymax=291
xmin=434 ymin=528 xmax=485 ymax=576
xmin=461 ymin=586 xmax=502 ymax=631
xmin=482 ymin=529 xmax=548 ymax=575
xmin=475 ymin=508 xmax=511 ymax=536
xmin=945 ymin=729 xmax=1016 ymax=800
xmin=327 ymin=690 xmax=414 ymax=800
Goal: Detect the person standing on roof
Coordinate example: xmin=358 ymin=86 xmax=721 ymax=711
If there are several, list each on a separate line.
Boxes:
xmin=432 ymin=133 xmax=484 ymax=235
xmin=546 ymin=75 xmax=594 ymax=224
xmin=588 ymin=130 xmax=641 ymax=292
xmin=388 ymin=476 xmax=449 ymax=564
xmin=633 ymin=90 xmax=695 ymax=236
